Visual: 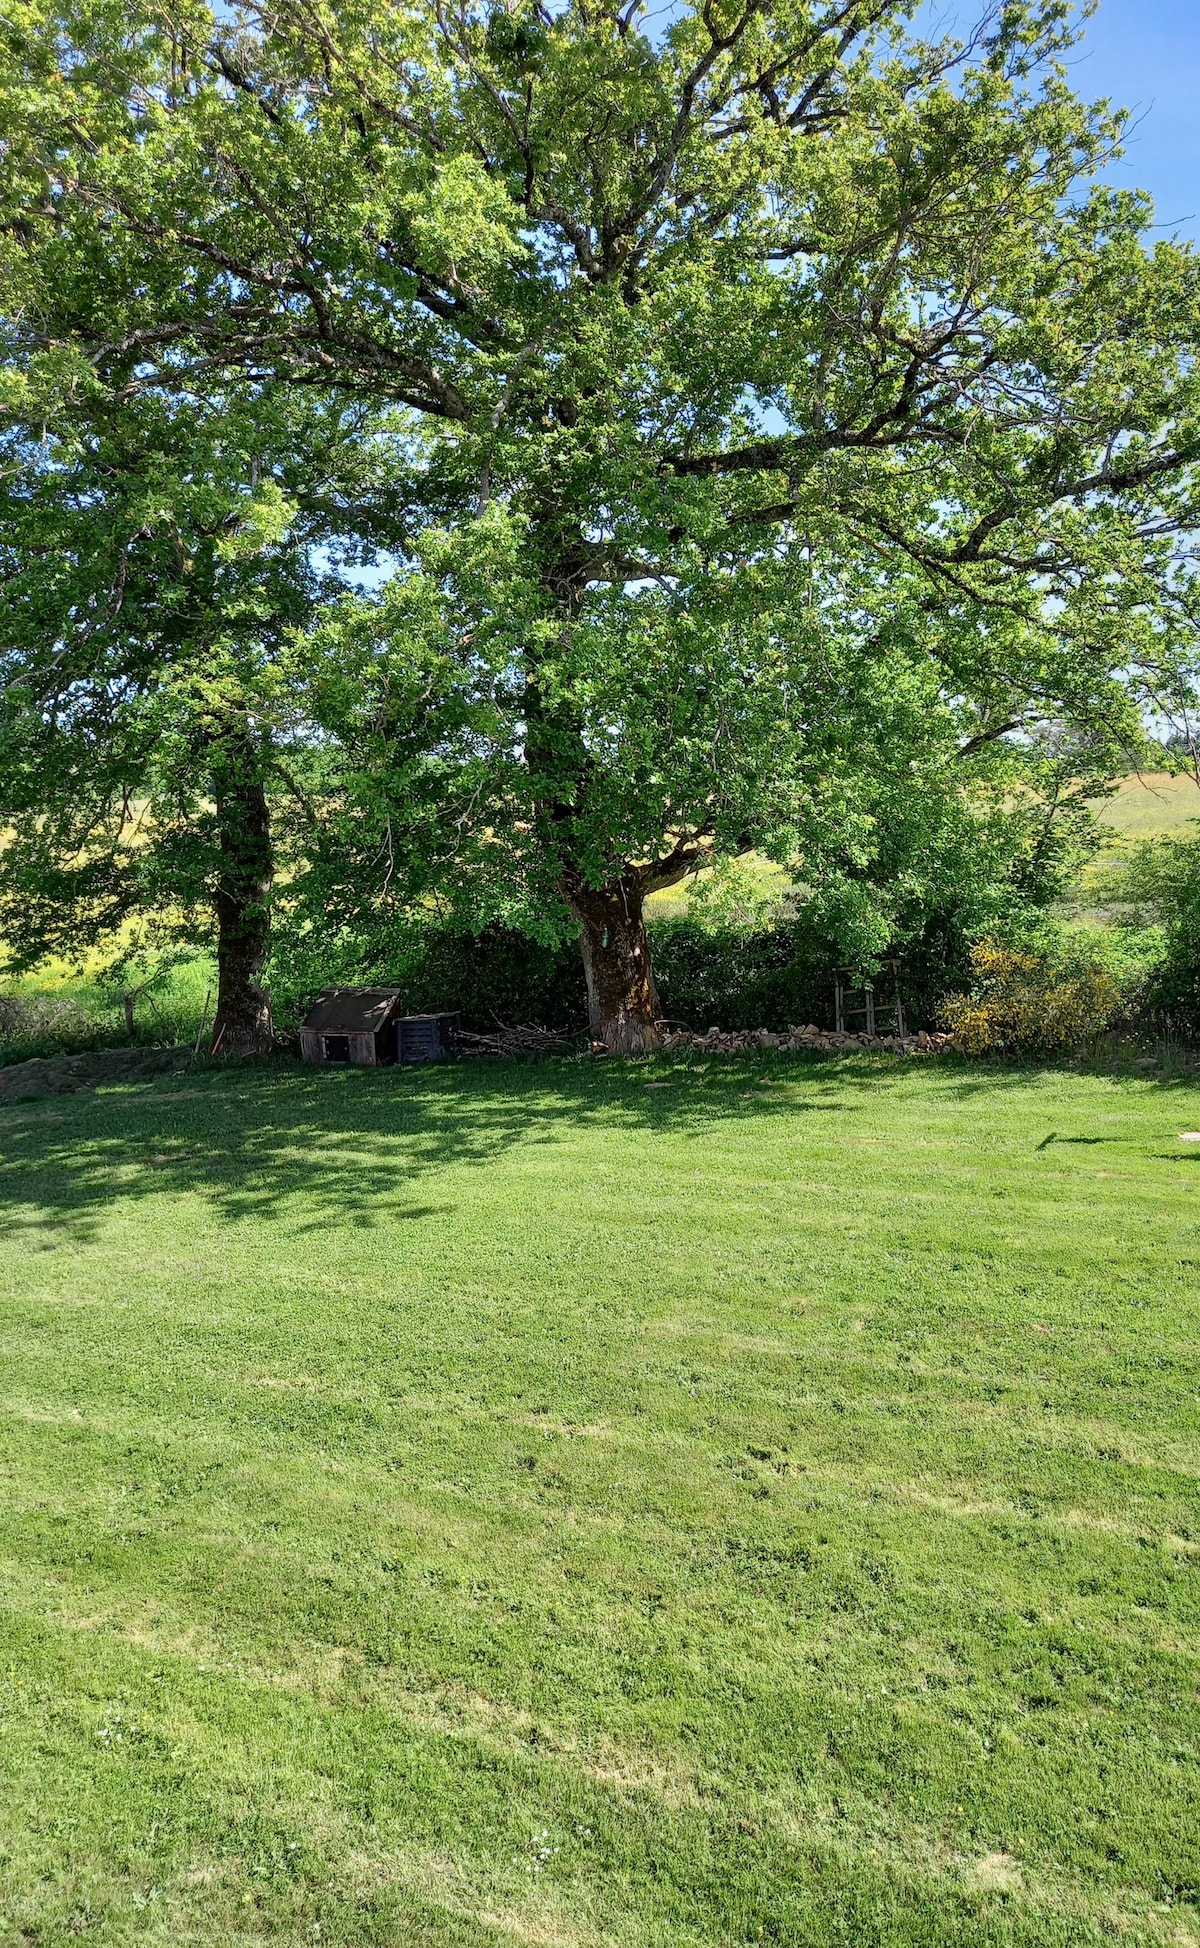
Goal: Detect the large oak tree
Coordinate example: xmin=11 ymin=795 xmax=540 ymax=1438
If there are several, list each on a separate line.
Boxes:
xmin=2 ymin=0 xmax=1199 ymax=1046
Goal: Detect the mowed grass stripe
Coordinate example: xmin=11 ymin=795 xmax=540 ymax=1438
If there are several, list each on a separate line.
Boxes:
xmin=0 ymin=1053 xmax=1198 ymax=1945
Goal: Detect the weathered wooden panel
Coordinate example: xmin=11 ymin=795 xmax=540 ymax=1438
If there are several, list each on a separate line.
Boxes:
xmin=300 ymin=988 xmax=404 ymax=1065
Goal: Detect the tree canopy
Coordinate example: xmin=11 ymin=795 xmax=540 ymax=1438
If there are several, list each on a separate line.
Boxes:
xmin=2 ymin=0 xmax=1198 ymax=1043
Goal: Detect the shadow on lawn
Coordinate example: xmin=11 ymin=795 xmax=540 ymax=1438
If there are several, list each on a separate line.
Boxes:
xmin=0 ymin=1048 xmax=1193 ymax=1241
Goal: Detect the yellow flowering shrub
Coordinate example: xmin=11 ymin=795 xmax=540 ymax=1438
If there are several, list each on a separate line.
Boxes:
xmin=942 ymin=939 xmax=1122 ymax=1055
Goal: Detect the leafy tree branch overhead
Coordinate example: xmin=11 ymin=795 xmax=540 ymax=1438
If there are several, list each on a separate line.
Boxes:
xmin=1 ymin=0 xmax=1198 ymax=1045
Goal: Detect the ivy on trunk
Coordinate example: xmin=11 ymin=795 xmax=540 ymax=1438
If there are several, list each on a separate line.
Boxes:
xmin=563 ymin=870 xmax=662 ymax=1052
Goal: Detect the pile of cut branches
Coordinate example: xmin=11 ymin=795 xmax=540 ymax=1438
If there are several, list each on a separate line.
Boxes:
xmin=456 ymin=1024 xmax=573 ymax=1058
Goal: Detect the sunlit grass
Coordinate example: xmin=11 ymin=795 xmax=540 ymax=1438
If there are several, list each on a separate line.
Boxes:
xmin=1091 ymin=772 xmax=1200 ymax=842
xmin=0 ymin=954 xmax=214 ymax=1064
xmin=1 ymin=1051 xmax=1198 ymax=1944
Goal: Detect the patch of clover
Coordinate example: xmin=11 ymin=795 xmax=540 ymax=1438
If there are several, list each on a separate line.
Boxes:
xmin=96 ymin=1710 xmax=136 ymax=1745
xmin=512 ymin=1825 xmax=594 ymax=1875
xmin=513 ymin=1828 xmax=559 ymax=1874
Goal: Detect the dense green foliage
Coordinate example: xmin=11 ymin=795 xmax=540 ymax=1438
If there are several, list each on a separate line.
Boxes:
xmin=268 ymin=916 xmax=589 ymax=1038
xmin=2 ymin=1055 xmax=1199 ymax=1944
xmin=272 ymin=907 xmax=845 ymax=1037
xmin=2 ymin=763 xmax=1183 ymax=1057
xmin=0 ymin=383 xmax=402 ymax=1045
xmin=2 ymin=0 xmax=1199 ymax=1043
xmin=263 ymin=763 xmax=1125 ymax=1036
xmin=1118 ymin=831 xmax=1200 ymax=1038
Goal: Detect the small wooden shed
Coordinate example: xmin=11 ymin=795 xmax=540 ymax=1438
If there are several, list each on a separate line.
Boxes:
xmin=299 ymin=987 xmax=404 ymax=1066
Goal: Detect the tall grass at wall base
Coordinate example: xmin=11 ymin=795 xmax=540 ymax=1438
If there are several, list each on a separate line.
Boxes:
xmin=0 ymin=957 xmax=214 ymax=1066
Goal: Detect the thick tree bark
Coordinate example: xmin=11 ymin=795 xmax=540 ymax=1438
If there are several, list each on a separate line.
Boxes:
xmin=528 ymin=548 xmax=705 ymax=1056
xmin=212 ymin=762 xmax=274 ymax=1056
xmin=562 ymin=869 xmax=662 ymax=1053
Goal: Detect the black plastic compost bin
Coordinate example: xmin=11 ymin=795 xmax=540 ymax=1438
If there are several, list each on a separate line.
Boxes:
xmin=395 ymin=1013 xmax=460 ymax=1063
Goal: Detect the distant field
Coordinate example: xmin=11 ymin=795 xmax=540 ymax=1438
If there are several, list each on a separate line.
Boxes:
xmin=1 ymin=1051 xmax=1198 ymax=1945
xmin=1091 ymin=772 xmax=1200 ymax=841
xmin=650 ymin=774 xmax=1200 ymax=923
xmin=644 ymin=853 xmax=794 ymax=919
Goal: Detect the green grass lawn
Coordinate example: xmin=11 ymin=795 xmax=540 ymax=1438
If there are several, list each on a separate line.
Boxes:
xmin=1 ymin=1053 xmax=1199 ymax=1947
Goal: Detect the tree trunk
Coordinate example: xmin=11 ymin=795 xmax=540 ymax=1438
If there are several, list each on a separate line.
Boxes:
xmin=525 ymin=545 xmax=670 ymax=1054
xmin=563 ymin=869 xmax=662 ymax=1053
xmin=212 ymin=763 xmax=274 ymax=1056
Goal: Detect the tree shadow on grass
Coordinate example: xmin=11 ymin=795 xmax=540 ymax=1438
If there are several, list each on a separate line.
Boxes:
xmin=0 ymin=1048 xmax=1193 ymax=1243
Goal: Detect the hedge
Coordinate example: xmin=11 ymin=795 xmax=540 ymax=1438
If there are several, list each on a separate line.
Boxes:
xmin=367 ymin=908 xmax=971 ymax=1038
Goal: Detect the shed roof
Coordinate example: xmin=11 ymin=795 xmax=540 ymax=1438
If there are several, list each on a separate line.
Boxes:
xmin=301 ymin=987 xmax=402 ymax=1034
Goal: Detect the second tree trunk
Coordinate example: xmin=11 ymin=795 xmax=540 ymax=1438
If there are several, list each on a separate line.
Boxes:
xmin=212 ymin=759 xmax=275 ymax=1056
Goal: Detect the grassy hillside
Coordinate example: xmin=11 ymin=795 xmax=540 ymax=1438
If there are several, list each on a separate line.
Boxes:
xmin=1091 ymin=772 xmax=1200 ymax=842
xmin=1 ymin=1052 xmax=1198 ymax=1945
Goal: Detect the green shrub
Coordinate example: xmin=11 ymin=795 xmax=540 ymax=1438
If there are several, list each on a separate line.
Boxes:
xmin=270 ymin=901 xmax=983 ymax=1038
xmin=649 ymin=913 xmax=838 ymax=1031
xmin=389 ymin=923 xmax=588 ymax=1033
xmin=272 ymin=911 xmax=871 ymax=1038
xmin=1154 ymin=954 xmax=1200 ymax=1040
xmin=1123 ymin=831 xmax=1200 ymax=1039
xmin=269 ymin=919 xmax=588 ymax=1036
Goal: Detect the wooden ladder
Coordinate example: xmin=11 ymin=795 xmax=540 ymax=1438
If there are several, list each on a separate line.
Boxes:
xmin=834 ymin=962 xmax=907 ymax=1041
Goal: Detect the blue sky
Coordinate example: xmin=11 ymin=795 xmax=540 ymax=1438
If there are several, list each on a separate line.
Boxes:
xmin=918 ymin=1 xmax=1200 ymax=241
xmin=1068 ymin=0 xmax=1200 ymax=241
